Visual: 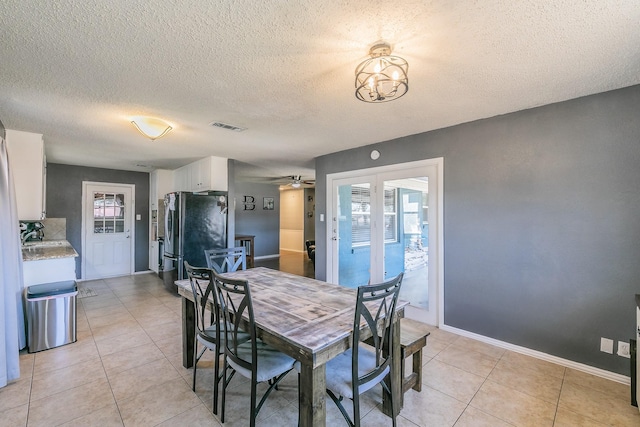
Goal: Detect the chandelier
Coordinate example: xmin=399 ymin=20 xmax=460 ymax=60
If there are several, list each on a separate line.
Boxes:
xmin=355 ymin=42 xmax=408 ymax=103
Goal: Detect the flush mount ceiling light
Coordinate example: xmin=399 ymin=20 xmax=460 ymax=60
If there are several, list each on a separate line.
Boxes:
xmin=130 ymin=116 xmax=173 ymax=140
xmin=355 ymin=42 xmax=408 ymax=103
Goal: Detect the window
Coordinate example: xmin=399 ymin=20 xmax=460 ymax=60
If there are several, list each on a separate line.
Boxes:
xmin=93 ymin=192 xmax=125 ymax=233
xmin=383 ymin=188 xmax=397 ymax=242
xmin=351 ymin=185 xmax=370 ymax=246
xmin=351 ymin=186 xmax=397 ymax=246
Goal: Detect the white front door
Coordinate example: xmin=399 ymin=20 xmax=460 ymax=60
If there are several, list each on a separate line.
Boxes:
xmin=82 ymin=182 xmax=134 ymax=279
xmin=327 ymin=158 xmax=443 ymax=326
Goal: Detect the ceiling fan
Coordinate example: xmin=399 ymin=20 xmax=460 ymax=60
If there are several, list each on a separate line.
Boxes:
xmin=270 ymin=175 xmax=315 ymax=188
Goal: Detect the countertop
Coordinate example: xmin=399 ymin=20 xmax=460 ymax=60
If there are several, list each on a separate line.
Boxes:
xmin=22 ymin=240 xmax=79 ymax=261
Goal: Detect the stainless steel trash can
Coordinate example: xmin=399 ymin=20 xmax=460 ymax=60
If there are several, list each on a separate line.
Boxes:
xmin=25 ymin=280 xmax=78 ymax=353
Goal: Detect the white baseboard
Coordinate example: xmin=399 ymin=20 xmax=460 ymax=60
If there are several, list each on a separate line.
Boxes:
xmin=440 ymin=324 xmax=631 ymax=385
xmin=76 ymin=270 xmax=156 ymax=282
xmin=133 ymin=270 xmax=154 ymax=275
xmin=255 ymin=254 xmax=280 ymax=260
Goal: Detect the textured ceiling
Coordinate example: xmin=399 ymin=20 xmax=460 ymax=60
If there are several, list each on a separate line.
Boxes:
xmin=0 ymin=1 xmax=639 ymax=182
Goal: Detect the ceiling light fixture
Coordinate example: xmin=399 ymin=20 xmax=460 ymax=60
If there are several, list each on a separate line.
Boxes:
xmin=355 ymin=42 xmax=408 ymax=103
xmin=291 ymin=176 xmax=302 ymax=188
xmin=130 ymin=116 xmax=173 ymax=140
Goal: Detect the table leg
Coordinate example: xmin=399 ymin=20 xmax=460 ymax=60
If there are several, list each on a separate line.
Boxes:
xmin=412 ymin=349 xmax=423 ymax=392
xmin=383 ymin=316 xmax=402 ymax=416
xmin=298 ymin=362 xmax=326 ymax=427
xmin=181 ymin=296 xmax=195 ymax=368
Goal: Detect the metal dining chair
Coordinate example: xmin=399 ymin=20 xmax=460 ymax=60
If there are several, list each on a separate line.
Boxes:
xmin=305 ymin=240 xmax=315 ymax=259
xmin=324 ymin=272 xmax=404 ymax=427
xmin=212 ymin=270 xmax=296 ymax=427
xmin=204 ymin=246 xmax=247 ymax=273
xmin=184 ymin=261 xmax=248 ymax=416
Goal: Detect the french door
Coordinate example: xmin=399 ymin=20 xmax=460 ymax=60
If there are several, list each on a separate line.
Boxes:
xmin=328 ymin=159 xmax=443 ymax=325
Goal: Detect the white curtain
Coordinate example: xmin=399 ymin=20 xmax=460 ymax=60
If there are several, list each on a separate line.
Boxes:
xmin=0 ymin=134 xmax=24 ymax=388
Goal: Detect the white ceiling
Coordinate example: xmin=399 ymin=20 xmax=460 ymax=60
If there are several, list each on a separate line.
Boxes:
xmin=1 ymin=1 xmax=639 ymax=183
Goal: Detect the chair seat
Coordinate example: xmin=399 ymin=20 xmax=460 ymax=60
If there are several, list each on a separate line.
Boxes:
xmin=196 ymin=324 xmax=221 ymax=347
xmin=197 ymin=324 xmax=250 ymax=348
xmin=325 ymin=346 xmax=390 ymax=399
xmin=229 ymin=340 xmax=295 ymax=383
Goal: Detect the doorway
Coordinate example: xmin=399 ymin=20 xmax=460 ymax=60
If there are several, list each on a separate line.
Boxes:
xmin=279 ymin=187 xmax=315 ymax=253
xmin=327 ymin=158 xmax=443 ymax=325
xmin=82 ymin=182 xmax=135 ymax=279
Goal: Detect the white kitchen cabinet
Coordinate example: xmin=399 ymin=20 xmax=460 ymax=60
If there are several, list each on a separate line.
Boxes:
xmin=172 ymin=156 xmax=228 ymax=192
xmin=149 ymin=169 xmax=173 ymax=272
xmin=149 ymin=240 xmax=159 ymax=273
xmin=6 ymin=129 xmax=46 ymax=220
xmin=22 ymin=240 xmax=78 ymax=286
xmin=190 ymin=158 xmax=206 ymax=190
xmin=173 ymin=164 xmax=190 ymax=191
xmin=23 ymin=256 xmax=77 ymax=286
xmin=150 ymin=169 xmax=174 ymax=209
xmin=199 ymin=155 xmax=228 ymax=191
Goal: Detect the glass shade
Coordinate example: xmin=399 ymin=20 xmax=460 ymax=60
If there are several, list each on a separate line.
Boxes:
xmin=130 ymin=116 xmax=173 ymax=140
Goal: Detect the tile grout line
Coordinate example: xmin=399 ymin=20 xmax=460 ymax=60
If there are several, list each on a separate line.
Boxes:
xmin=65 ymin=277 xmax=158 ymax=425
xmin=104 ymin=278 xmax=140 ymax=426
xmin=551 ymin=367 xmax=567 ymax=426
xmin=79 ymin=279 xmax=125 ymax=426
xmin=422 ymin=338 xmax=481 ymax=426
xmin=24 ymin=350 xmax=35 ymax=427
xmin=27 ymin=286 xmax=113 ymax=426
xmin=453 ymin=347 xmax=512 ymax=427
xmin=30 ymin=275 xmax=258 ymax=424
xmin=107 ymin=277 xmax=196 ymax=426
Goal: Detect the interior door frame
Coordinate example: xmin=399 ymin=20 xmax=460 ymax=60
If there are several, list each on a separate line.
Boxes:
xmin=326 ymin=157 xmax=444 ymax=325
xmin=81 ymin=181 xmax=136 ymax=279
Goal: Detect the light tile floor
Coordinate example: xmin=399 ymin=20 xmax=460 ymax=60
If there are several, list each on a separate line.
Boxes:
xmin=2 ymin=272 xmax=639 ymax=426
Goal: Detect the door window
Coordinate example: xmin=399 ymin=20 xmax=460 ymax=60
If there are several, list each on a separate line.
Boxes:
xmin=93 ymin=192 xmax=126 ymax=233
xmin=351 ymin=186 xmax=398 ymax=246
xmin=336 ymin=181 xmax=373 ymax=288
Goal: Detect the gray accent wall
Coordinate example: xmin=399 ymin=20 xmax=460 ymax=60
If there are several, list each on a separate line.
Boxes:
xmin=234 ymin=181 xmax=280 ymax=257
xmin=46 ymin=163 xmax=150 ymax=277
xmin=314 ymin=84 xmax=640 ymax=375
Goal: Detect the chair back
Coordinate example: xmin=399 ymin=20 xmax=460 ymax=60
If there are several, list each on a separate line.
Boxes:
xmin=205 ymin=247 xmax=247 ymax=273
xmin=212 ymin=270 xmax=257 ymax=375
xmin=305 ymin=240 xmax=315 ymax=258
xmin=184 ymin=261 xmax=218 ymax=342
xmin=353 ymin=272 xmax=403 ymax=393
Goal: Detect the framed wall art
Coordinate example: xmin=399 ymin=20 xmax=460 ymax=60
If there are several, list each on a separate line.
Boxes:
xmin=263 ymin=197 xmax=274 ymax=210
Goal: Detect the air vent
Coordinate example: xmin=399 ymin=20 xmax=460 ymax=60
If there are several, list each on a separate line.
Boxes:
xmin=210 ymin=121 xmax=247 ymax=132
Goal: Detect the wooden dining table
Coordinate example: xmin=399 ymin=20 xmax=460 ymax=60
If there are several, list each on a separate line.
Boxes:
xmin=176 ymin=267 xmax=406 ymax=427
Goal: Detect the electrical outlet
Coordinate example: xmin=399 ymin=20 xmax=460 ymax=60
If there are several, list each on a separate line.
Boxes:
xmin=617 ymin=341 xmax=630 ymax=358
xmin=600 ymin=337 xmax=614 ymax=354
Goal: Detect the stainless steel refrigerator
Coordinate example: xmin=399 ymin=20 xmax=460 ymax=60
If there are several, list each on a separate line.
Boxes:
xmin=162 ymin=191 xmax=228 ymax=292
